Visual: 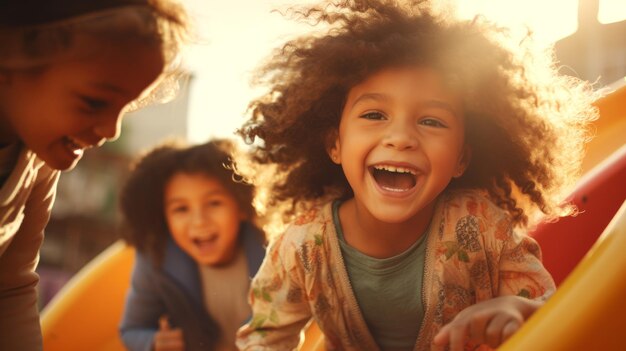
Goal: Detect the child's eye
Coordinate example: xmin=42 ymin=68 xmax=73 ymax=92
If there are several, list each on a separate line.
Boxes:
xmin=420 ymin=118 xmax=447 ymax=128
xmin=360 ymin=111 xmax=385 ymax=120
xmin=80 ymin=96 xmax=109 ymax=112
xmin=206 ymin=200 xmax=223 ymax=207
xmin=170 ymin=206 xmax=188 ymax=214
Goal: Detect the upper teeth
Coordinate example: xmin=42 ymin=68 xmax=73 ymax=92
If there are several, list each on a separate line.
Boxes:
xmin=373 ymin=165 xmax=417 ymax=175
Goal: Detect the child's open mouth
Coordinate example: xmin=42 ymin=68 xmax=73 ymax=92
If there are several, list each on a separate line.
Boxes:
xmin=62 ymin=137 xmax=85 ymax=157
xmin=193 ymin=235 xmax=219 ymax=251
xmin=370 ymin=164 xmax=417 ymax=192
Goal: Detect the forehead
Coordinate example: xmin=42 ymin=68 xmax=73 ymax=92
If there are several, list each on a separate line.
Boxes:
xmin=34 ymin=42 xmax=164 ymax=97
xmin=165 ymin=173 xmax=227 ymax=195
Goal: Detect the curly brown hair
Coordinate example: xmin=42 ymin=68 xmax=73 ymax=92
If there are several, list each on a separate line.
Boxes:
xmin=119 ymin=139 xmax=260 ymax=265
xmin=238 ymin=0 xmax=597 ymax=229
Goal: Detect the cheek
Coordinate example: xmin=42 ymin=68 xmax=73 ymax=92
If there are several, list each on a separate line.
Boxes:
xmin=165 ymin=215 xmax=187 ymax=241
xmin=222 ymin=213 xmax=242 ymax=239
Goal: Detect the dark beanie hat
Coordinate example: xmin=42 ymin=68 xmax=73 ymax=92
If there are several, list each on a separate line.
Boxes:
xmin=0 ymin=0 xmax=147 ymax=28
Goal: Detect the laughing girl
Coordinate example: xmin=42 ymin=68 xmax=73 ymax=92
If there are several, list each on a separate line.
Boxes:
xmin=235 ymin=0 xmax=596 ymax=350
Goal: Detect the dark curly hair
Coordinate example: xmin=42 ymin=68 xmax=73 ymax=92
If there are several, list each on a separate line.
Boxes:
xmin=119 ymin=138 xmax=260 ymax=265
xmin=237 ymin=0 xmax=597 ymax=229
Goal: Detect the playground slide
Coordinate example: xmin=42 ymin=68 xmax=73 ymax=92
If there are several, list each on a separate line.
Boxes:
xmin=41 ymin=241 xmax=133 ymax=351
xmin=530 ymin=144 xmax=626 ymax=285
xmin=500 ymin=199 xmax=626 ymax=351
xmin=40 ymin=242 xmax=323 ymax=351
xmin=41 ymin=82 xmax=625 ymax=350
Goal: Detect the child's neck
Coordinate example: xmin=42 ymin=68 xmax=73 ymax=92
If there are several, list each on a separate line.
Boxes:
xmin=338 ymin=198 xmax=435 ymax=259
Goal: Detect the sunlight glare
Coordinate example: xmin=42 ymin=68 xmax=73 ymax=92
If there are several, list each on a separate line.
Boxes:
xmin=454 ymin=0 xmax=578 ymax=45
xmin=183 ymin=0 xmax=583 ymax=142
xmin=598 ymin=0 xmax=626 ymax=24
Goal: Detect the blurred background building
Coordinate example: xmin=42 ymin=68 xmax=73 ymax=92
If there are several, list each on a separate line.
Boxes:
xmin=555 ymin=0 xmax=626 ymax=88
xmin=35 ymin=0 xmax=626 ymax=309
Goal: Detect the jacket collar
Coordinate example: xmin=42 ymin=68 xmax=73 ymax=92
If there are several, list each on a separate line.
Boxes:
xmin=162 ymin=221 xmax=266 ymax=305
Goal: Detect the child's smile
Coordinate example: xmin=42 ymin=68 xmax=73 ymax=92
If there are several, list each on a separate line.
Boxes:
xmin=191 ymin=232 xmax=221 ymax=254
xmin=60 ymin=136 xmax=101 ymax=160
xmin=330 ymin=65 xmax=469 ymax=226
xmin=369 ymin=162 xmax=419 ymax=194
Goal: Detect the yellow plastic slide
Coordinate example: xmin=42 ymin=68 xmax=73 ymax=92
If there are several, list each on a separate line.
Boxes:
xmin=41 ymin=82 xmax=625 ymax=350
xmin=499 ymin=199 xmax=626 ymax=351
xmin=41 ymin=241 xmax=133 ymax=351
xmin=40 ymin=242 xmax=323 ymax=351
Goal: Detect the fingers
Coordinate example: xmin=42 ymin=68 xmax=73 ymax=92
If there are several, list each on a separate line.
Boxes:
xmin=432 ymin=324 xmax=451 ymax=346
xmin=433 ymin=296 xmax=528 ymax=350
xmin=468 ymin=311 xmax=491 ymax=344
xmin=159 ymin=315 xmax=171 ymax=331
xmin=448 ymin=322 xmax=468 ymax=351
xmin=501 ymin=319 xmax=522 ymax=344
xmin=433 ymin=319 xmax=469 ymax=351
xmin=154 ymin=315 xmax=185 ymax=351
xmin=485 ymin=311 xmax=523 ymax=347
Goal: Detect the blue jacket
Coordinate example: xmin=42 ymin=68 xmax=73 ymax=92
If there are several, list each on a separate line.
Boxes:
xmin=119 ymin=222 xmax=265 ymax=351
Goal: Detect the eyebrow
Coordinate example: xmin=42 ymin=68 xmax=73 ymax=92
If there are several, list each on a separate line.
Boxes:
xmin=421 ymin=100 xmax=459 ymax=117
xmin=90 ymin=82 xmax=128 ymax=97
xmin=350 ymin=93 xmax=390 ymax=108
xmin=351 ymin=93 xmax=459 ymax=117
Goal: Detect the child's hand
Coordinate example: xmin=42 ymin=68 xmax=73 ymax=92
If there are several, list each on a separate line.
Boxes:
xmin=432 ymin=296 xmax=542 ymax=351
xmin=154 ymin=315 xmax=185 ymax=351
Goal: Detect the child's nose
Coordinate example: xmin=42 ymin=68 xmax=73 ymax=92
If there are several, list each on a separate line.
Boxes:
xmin=191 ymin=209 xmax=210 ymax=226
xmin=383 ymin=120 xmax=418 ymax=150
xmin=93 ymin=113 xmax=123 ymax=142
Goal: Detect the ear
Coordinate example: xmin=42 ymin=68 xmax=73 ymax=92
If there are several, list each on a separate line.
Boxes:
xmin=325 ymin=129 xmax=341 ymax=164
xmin=453 ymin=144 xmax=471 ymax=178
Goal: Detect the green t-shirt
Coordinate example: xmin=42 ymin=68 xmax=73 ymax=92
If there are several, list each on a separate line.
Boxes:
xmin=332 ymin=200 xmax=428 ymax=351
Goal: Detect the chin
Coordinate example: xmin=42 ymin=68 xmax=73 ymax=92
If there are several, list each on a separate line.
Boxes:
xmin=58 ymin=162 xmax=79 ymax=171
xmin=41 ymin=153 xmax=82 ymax=171
xmin=197 ymin=256 xmax=217 ymax=266
xmin=46 ymin=160 xmax=78 ymax=171
xmin=197 ymin=255 xmax=229 ymax=267
xmin=368 ymin=205 xmax=418 ymax=224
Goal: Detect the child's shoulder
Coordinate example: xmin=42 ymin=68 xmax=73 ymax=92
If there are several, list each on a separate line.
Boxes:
xmin=441 ymin=189 xmax=512 ymax=226
xmin=437 ymin=189 xmax=521 ymax=247
xmin=269 ymin=202 xmax=334 ymax=251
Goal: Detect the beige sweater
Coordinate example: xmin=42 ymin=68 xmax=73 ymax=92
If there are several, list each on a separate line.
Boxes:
xmin=0 ymin=145 xmax=59 ymax=351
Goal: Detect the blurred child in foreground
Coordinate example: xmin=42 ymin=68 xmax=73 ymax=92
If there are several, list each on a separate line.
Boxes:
xmin=0 ymin=1 xmax=188 ymax=349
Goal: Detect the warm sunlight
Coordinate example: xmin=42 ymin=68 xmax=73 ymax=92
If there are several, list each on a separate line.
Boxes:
xmin=599 ymin=0 xmax=626 ymax=24
xmin=454 ymin=0 xmax=578 ymax=44
xmin=180 ymin=0 xmax=613 ymax=143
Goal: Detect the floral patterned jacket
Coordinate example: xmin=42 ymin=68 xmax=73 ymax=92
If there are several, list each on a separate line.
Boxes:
xmin=236 ymin=190 xmax=555 ymax=351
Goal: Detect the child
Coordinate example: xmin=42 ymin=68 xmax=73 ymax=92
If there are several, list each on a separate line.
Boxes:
xmin=0 ymin=1 xmax=188 ymax=349
xmin=235 ymin=0 xmax=597 ymax=350
xmin=119 ymin=139 xmax=267 ymax=351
